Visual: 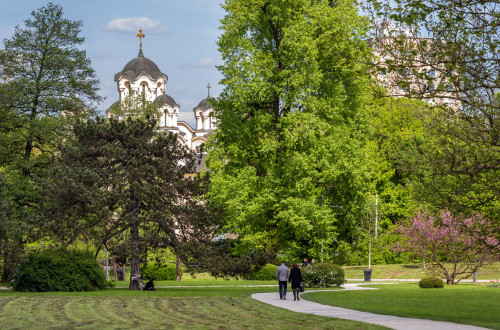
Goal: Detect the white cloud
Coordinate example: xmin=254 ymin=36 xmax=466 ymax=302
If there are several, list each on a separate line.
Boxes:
xmin=194 ymin=57 xmax=217 ymax=67
xmin=103 ymin=17 xmax=168 ymax=34
xmin=183 ymin=57 xmax=220 ymax=69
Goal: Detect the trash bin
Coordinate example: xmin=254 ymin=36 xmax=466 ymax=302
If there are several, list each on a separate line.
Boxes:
xmin=363 ymin=269 xmax=372 ymax=282
xmin=117 ymin=269 xmax=124 ymax=281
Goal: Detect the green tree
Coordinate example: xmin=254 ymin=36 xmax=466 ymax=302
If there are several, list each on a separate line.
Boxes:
xmin=363 ymin=0 xmax=500 ymax=221
xmin=0 ymin=172 xmax=28 ymax=281
xmin=371 ymin=97 xmax=432 ymax=221
xmin=0 ymin=2 xmax=101 ymax=175
xmin=39 ymin=116 xmax=212 ymax=289
xmin=208 ymin=0 xmax=375 ymax=260
xmin=0 ymin=3 xmax=100 ymax=279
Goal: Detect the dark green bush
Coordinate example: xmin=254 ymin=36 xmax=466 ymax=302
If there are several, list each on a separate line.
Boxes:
xmin=301 ymin=263 xmax=345 ymax=288
xmin=419 ymin=276 xmax=444 ymax=288
xmin=140 ymin=262 xmax=178 ymax=281
xmin=12 ymin=248 xmax=110 ymax=292
xmin=245 ymin=264 xmax=277 ymax=280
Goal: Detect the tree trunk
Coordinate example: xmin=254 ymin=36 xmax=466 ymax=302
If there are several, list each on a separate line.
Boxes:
xmin=112 ymin=255 xmax=117 ymax=281
xmin=129 ymin=224 xmax=141 ymax=290
xmin=122 ymin=264 xmax=126 ymax=281
xmin=1 ymin=247 xmax=9 ymax=283
xmin=176 ymin=254 xmax=182 ymax=281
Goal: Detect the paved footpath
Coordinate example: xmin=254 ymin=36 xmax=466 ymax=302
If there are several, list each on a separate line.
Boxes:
xmin=252 ymin=283 xmax=489 ymax=330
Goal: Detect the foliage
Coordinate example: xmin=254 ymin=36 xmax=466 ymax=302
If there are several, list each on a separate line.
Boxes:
xmin=370 ymin=98 xmax=430 ymax=217
xmin=0 ymin=2 xmax=100 ymax=173
xmin=0 ymin=172 xmax=26 ymax=282
xmin=365 ymin=0 xmax=499 ymax=113
xmin=301 ymin=263 xmax=345 ymax=288
xmin=419 ymin=276 xmax=444 ymax=289
xmin=485 ymin=280 xmax=500 ymax=288
xmin=0 ymin=3 xmax=100 ymax=279
xmin=38 ymin=116 xmax=213 ymax=289
xmin=333 ymin=232 xmax=414 ymax=266
xmin=12 ymin=248 xmax=110 ymax=292
xmin=362 ymin=0 xmax=500 ymax=221
xmin=393 ymin=210 xmax=500 ymax=284
xmin=245 ymin=264 xmax=278 ymax=281
xmin=140 ymin=262 xmax=178 ymax=281
xmin=180 ymin=239 xmax=274 ymax=279
xmin=208 ymin=0 xmax=376 ymax=260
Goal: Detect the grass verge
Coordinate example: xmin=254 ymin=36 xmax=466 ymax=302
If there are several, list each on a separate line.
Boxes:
xmin=0 ymin=287 xmax=386 ymax=329
xmin=343 ymin=262 xmax=500 ymax=280
xmin=302 ymin=283 xmax=500 ymax=329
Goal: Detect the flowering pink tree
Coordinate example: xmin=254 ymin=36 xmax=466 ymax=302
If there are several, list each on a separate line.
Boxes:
xmin=394 ymin=210 xmax=500 ymax=285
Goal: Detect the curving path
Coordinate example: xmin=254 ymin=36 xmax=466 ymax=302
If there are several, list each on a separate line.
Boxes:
xmin=251 ymin=283 xmax=488 ymax=330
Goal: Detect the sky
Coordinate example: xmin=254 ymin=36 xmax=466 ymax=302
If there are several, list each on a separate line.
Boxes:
xmin=0 ymin=0 xmax=226 ymax=127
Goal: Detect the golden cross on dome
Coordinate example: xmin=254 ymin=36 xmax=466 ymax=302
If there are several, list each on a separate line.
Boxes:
xmin=136 ymin=29 xmax=145 ymax=52
xmin=207 ymin=83 xmax=211 ymax=98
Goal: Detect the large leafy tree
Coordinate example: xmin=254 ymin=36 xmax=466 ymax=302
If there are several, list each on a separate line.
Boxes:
xmin=363 ymin=0 xmax=500 ymax=221
xmin=0 ymin=2 xmax=101 ymax=175
xmin=0 ymin=3 xmax=100 ymax=278
xmin=208 ymin=0 xmax=375 ymax=260
xmin=39 ymin=116 xmax=212 ymax=289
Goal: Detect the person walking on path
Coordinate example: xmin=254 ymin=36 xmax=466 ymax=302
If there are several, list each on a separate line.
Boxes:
xmin=288 ymin=262 xmax=303 ymax=301
xmin=276 ymin=261 xmax=289 ymax=300
xmin=301 ymin=258 xmax=309 ymax=267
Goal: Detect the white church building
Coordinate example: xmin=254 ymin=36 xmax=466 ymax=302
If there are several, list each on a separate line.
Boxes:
xmin=108 ymin=30 xmax=215 ymax=150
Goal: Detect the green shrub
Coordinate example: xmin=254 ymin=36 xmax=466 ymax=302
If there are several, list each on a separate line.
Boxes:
xmin=245 ymin=264 xmax=277 ymax=280
xmin=140 ymin=262 xmax=178 ymax=281
xmin=12 ymin=248 xmax=110 ymax=292
xmin=419 ymin=276 xmax=444 ymax=288
xmin=302 ymin=263 xmax=344 ymax=288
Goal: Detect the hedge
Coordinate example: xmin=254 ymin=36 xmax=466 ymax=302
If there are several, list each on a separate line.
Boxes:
xmin=140 ymin=262 xmax=179 ymax=281
xmin=245 ymin=264 xmax=278 ymax=280
xmin=301 ymin=263 xmax=345 ymax=288
xmin=419 ymin=276 xmax=444 ymax=288
xmin=12 ymin=248 xmax=110 ymax=292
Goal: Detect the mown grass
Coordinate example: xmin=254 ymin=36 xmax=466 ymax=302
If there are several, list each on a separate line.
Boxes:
xmin=113 ymin=275 xmax=276 ymax=288
xmin=343 ymin=262 xmax=500 ymax=280
xmin=0 ymin=287 xmax=386 ymax=329
xmin=302 ymin=283 xmax=500 ymax=329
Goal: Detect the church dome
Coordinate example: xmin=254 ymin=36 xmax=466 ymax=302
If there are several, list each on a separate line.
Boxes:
xmin=154 ymin=93 xmax=179 ymax=108
xmin=193 ymin=98 xmax=212 ymax=111
xmin=114 ymin=50 xmax=167 ymax=82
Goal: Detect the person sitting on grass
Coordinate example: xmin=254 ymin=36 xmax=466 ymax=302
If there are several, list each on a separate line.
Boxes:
xmin=144 ymin=279 xmax=155 ymax=291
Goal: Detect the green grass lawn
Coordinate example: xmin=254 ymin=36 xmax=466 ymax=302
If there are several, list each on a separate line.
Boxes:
xmin=343 ymin=262 xmax=500 ymax=280
xmin=113 ymin=274 xmax=276 ymax=288
xmin=302 ymin=283 xmax=500 ymax=329
xmin=0 ymin=287 xmax=386 ymax=329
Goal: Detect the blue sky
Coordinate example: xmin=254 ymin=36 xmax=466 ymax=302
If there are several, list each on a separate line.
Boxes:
xmin=0 ymin=0 xmax=225 ymax=127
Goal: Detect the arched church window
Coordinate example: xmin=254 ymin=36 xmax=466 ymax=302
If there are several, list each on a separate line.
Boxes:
xmin=124 ymin=81 xmax=130 ymax=89
xmin=140 ymin=81 xmax=149 ymax=93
